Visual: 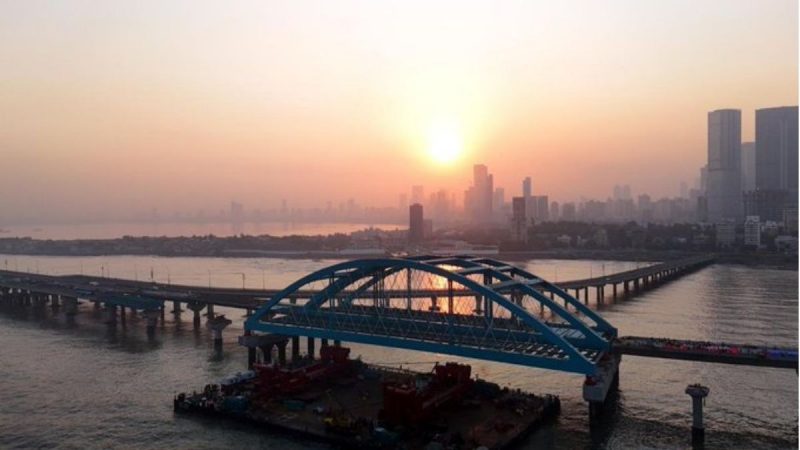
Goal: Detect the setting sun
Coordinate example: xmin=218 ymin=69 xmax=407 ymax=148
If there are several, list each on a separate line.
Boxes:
xmin=427 ymin=121 xmax=464 ymax=165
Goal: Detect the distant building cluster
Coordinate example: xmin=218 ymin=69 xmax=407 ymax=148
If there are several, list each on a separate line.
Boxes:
xmin=699 ymin=106 xmax=798 ymax=250
xmin=104 ymin=105 xmax=796 ymax=256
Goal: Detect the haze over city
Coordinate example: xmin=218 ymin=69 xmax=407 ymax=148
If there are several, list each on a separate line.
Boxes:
xmin=1 ymin=0 xmax=797 ymax=225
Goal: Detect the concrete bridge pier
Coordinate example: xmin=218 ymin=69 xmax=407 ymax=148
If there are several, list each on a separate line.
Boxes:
xmin=105 ymin=305 xmax=117 ymax=326
xmin=103 ymin=303 xmax=117 ymax=326
xmin=321 ymin=338 xmax=329 ymax=348
xmin=207 ymin=315 xmax=232 ymax=351
xmin=277 ymin=341 xmax=288 ymax=365
xmin=260 ymin=344 xmax=273 ymax=364
xmin=145 ymin=309 xmax=160 ymax=338
xmin=686 ymin=384 xmax=710 ymax=445
xmin=584 ymin=353 xmax=621 ymax=421
xmin=119 ymin=306 xmax=126 ymax=327
xmin=307 ymin=336 xmax=316 ymax=359
xmin=50 ymin=294 xmax=60 ymax=310
xmin=172 ymin=300 xmax=182 ymax=314
xmin=30 ymin=293 xmax=43 ymax=310
xmin=291 ymin=336 xmax=300 ymax=361
xmin=64 ymin=297 xmax=78 ymax=316
xmin=241 ymin=331 xmax=257 ymax=368
xmin=206 ymin=304 xmax=215 ymax=319
xmin=187 ymin=302 xmax=206 ymax=327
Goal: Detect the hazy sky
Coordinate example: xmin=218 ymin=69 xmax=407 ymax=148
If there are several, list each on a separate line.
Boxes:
xmin=1 ymin=0 xmax=797 ymax=223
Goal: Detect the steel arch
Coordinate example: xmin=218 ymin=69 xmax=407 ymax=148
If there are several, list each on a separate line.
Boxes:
xmin=245 ymin=257 xmax=615 ymax=375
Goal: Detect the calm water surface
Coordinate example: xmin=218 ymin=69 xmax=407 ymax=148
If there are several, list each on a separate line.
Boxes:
xmin=0 ymin=255 xmax=796 ymax=449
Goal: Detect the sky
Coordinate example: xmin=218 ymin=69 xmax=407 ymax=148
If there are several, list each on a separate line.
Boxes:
xmin=0 ymin=0 xmax=797 ymax=224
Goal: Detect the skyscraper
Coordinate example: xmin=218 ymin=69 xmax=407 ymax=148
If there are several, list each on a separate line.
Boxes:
xmin=408 ymin=203 xmax=424 ymax=242
xmin=492 ymin=187 xmax=505 ymax=214
xmin=755 ymin=106 xmax=798 ymax=196
xmin=550 ymin=201 xmax=560 ymax=221
xmin=741 ymin=142 xmax=756 ymax=192
xmin=522 ymin=177 xmax=533 ymax=220
xmin=510 ymin=197 xmax=527 ymax=243
xmin=706 ymin=109 xmax=743 ymax=222
xmin=469 ymin=164 xmax=494 ymax=223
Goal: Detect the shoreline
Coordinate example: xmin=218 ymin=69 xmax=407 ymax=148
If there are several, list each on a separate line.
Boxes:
xmin=0 ymin=236 xmax=795 ymax=269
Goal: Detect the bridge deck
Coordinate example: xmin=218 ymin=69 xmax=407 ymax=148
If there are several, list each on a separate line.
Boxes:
xmin=615 ymin=336 xmax=797 ymax=369
xmin=0 ymin=254 xmax=714 ymax=309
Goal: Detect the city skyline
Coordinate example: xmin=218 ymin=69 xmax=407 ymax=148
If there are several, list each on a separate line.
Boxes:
xmin=0 ymin=1 xmax=797 ymax=224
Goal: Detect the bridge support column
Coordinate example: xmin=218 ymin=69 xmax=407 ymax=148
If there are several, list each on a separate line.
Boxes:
xmin=207 ymin=315 xmax=232 ymax=351
xmin=206 ymin=304 xmax=215 ymax=319
xmin=31 ymin=293 xmax=43 ymax=309
xmin=160 ymin=305 xmax=165 ymax=321
xmin=51 ymin=295 xmax=60 ymax=309
xmin=105 ymin=305 xmax=117 ymax=325
xmin=596 ymin=286 xmax=603 ymax=303
xmin=120 ymin=306 xmax=126 ymax=327
xmin=686 ymin=384 xmax=710 ymax=445
xmin=307 ymin=337 xmax=316 ymax=359
xmin=291 ymin=336 xmax=300 ymax=361
xmin=612 ymin=284 xmax=617 ymax=299
xmin=187 ymin=302 xmax=206 ymax=328
xmin=321 ymin=338 xmax=329 ymax=348
xmin=239 ymin=330 xmax=256 ymax=370
xmin=172 ymin=300 xmax=182 ymax=314
xmin=64 ymin=297 xmax=78 ymax=316
xmin=260 ymin=345 xmax=272 ymax=364
xmin=583 ymin=287 xmax=589 ymax=303
xmin=277 ymin=341 xmax=287 ymax=366
xmin=584 ymin=353 xmax=621 ymax=422
xmin=145 ymin=309 xmax=160 ymax=338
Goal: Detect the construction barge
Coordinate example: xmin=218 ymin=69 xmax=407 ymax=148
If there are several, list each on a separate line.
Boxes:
xmin=174 ymin=346 xmax=560 ymax=449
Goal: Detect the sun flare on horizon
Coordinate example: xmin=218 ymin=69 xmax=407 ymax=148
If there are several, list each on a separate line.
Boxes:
xmin=426 ymin=121 xmax=464 ymax=165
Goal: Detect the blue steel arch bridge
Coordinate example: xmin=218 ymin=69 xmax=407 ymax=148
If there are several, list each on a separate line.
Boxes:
xmin=245 ymin=255 xmax=618 ymax=376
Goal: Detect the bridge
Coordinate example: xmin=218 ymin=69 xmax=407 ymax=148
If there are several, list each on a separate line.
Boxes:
xmin=245 ymin=255 xmax=619 ymax=375
xmin=0 ymin=254 xmax=795 ymax=416
xmin=0 ymin=254 xmax=714 ymax=311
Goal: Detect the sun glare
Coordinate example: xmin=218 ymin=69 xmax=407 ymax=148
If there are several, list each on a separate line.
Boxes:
xmin=427 ymin=122 xmax=464 ymax=165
